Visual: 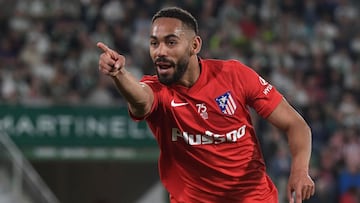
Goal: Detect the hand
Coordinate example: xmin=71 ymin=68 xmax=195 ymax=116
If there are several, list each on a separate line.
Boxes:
xmin=287 ymin=170 xmax=315 ymax=203
xmin=97 ymin=42 xmax=126 ymax=77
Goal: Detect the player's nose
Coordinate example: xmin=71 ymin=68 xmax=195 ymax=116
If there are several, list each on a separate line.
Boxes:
xmin=154 ymin=42 xmax=168 ymax=58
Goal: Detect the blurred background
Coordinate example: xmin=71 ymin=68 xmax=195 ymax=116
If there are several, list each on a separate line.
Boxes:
xmin=0 ymin=0 xmax=360 ymax=203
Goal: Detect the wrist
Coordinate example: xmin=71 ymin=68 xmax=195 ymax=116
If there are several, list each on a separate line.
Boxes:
xmin=290 ymin=165 xmax=309 ymax=174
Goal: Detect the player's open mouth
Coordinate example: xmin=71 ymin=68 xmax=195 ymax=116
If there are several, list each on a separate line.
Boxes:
xmin=156 ymin=62 xmax=174 ymax=75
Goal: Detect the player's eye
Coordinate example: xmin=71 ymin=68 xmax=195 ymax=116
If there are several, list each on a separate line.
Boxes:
xmin=150 ymin=41 xmax=158 ymax=47
xmin=167 ymin=40 xmax=177 ymax=47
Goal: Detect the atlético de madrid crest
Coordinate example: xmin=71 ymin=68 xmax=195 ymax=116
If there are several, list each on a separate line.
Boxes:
xmin=215 ymin=91 xmax=237 ymax=115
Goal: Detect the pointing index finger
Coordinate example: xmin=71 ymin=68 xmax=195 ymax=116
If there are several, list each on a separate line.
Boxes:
xmin=97 ymin=42 xmax=110 ymax=53
xmin=97 ymin=42 xmax=118 ymax=60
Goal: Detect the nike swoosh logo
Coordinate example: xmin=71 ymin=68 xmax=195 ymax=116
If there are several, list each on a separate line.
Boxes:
xmin=171 ymin=99 xmax=188 ymax=107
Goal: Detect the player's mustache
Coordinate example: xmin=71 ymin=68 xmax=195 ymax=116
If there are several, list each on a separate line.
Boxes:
xmin=154 ymin=57 xmax=175 ymax=66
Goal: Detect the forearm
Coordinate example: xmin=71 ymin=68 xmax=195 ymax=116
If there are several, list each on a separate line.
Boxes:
xmin=96 ymin=42 xmax=152 ymax=116
xmin=111 ymin=68 xmax=153 ymax=117
xmin=286 ymin=122 xmax=312 ymax=173
xmin=267 ymin=99 xmax=312 ymax=172
xmin=285 ymin=120 xmax=315 ymax=201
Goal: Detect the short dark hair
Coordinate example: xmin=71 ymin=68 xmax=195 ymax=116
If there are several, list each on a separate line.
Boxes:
xmin=152 ymin=7 xmax=199 ymax=34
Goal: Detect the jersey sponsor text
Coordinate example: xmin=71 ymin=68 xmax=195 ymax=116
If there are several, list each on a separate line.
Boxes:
xmin=171 ymin=125 xmax=246 ymax=145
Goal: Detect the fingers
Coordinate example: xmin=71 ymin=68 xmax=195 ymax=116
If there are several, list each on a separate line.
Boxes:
xmin=287 ymin=182 xmax=315 ymax=203
xmin=295 ymin=190 xmax=302 ymax=203
xmin=113 ymin=55 xmax=125 ymax=69
xmin=98 ymin=53 xmax=114 ymax=74
xmin=302 ymin=183 xmax=315 ymax=200
xmin=97 ymin=42 xmax=109 ymax=53
xmin=302 ymin=185 xmax=310 ymax=200
xmin=97 ymin=42 xmax=126 ymax=76
xmin=287 ymin=190 xmax=302 ymax=203
xmin=287 ymin=187 xmax=294 ymax=203
xmin=102 ymin=55 xmax=125 ymax=77
xmin=301 ymin=176 xmax=315 ymax=200
xmin=97 ymin=42 xmax=118 ymax=60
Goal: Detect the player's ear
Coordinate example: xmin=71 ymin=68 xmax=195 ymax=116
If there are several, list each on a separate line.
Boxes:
xmin=191 ymin=36 xmax=202 ymax=55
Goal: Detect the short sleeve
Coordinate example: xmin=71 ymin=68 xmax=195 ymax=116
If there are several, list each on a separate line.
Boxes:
xmin=239 ymin=64 xmax=283 ymax=118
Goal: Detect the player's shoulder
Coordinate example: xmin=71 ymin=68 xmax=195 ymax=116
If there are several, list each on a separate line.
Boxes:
xmin=140 ymin=75 xmax=158 ymax=83
xmin=140 ymin=75 xmax=165 ymax=90
xmin=201 ymin=58 xmax=251 ymax=73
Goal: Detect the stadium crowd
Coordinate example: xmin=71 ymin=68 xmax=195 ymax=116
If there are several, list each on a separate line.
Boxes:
xmin=0 ymin=0 xmax=359 ymax=202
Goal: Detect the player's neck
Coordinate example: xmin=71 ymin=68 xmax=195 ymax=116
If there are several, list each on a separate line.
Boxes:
xmin=177 ymin=56 xmax=201 ymax=88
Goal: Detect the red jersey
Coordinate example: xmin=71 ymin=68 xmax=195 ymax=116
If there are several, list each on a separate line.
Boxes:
xmin=132 ymin=59 xmax=283 ymax=203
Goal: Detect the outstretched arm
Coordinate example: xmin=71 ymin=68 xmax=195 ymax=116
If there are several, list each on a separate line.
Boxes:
xmin=97 ymin=42 xmax=154 ymax=117
xmin=266 ymin=98 xmax=315 ymax=203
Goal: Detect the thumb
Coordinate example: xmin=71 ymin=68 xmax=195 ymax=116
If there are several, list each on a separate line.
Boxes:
xmin=97 ymin=42 xmax=118 ymax=60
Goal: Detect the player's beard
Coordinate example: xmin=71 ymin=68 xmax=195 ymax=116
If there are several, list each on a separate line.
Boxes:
xmin=155 ymin=56 xmax=189 ymax=85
